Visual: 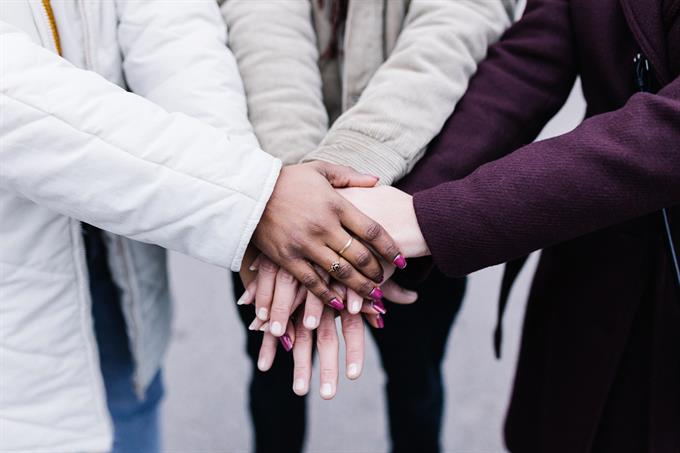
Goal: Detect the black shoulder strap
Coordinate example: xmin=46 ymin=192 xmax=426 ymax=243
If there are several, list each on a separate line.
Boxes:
xmin=494 ymin=256 xmax=529 ymax=359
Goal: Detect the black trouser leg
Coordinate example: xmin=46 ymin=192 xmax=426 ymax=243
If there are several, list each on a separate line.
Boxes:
xmin=370 ymin=269 xmax=466 ymax=453
xmin=232 ymin=273 xmax=307 ymax=453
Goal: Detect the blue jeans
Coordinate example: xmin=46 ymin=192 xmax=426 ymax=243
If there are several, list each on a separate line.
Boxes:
xmin=85 ymin=226 xmax=164 ymax=453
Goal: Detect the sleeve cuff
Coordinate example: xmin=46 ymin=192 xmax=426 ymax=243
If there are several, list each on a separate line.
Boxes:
xmin=303 ymin=129 xmax=407 ymax=185
xmin=229 ymin=157 xmax=282 ymax=271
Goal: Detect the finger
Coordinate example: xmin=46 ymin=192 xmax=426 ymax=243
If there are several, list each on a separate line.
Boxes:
xmin=237 ymin=279 xmax=257 ymax=306
xmin=330 ymin=233 xmax=384 ymax=284
xmin=292 ymin=316 xmax=313 ymax=396
xmin=364 ymin=313 xmax=385 ymax=330
xmin=346 ymin=288 xmax=364 ymax=314
xmin=304 ymin=245 xmax=381 ymax=301
xmin=257 ymin=332 xmax=278 ymax=372
xmin=339 ymin=200 xmax=406 ymax=270
xmin=249 ymin=254 xmax=262 ymax=271
xmin=247 ymin=316 xmax=266 ymax=331
xmin=279 ymin=320 xmax=294 ymax=352
xmin=302 ymin=290 xmax=324 ymax=330
xmin=340 ymin=310 xmax=364 ymax=380
xmin=268 ymin=268 xmax=299 ymax=337
xmin=286 ymin=259 xmax=344 ymax=311
xmin=381 ymin=279 xmax=418 ymax=305
xmin=316 ymin=306 xmax=339 ymax=400
xmin=360 ymin=299 xmax=387 ymax=316
xmin=255 ymin=256 xmax=279 ymax=321
xmin=313 ymin=161 xmax=379 ymax=188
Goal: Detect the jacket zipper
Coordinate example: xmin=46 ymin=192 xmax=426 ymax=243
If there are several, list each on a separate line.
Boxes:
xmin=633 ymin=53 xmax=680 ymax=294
xmin=40 ymin=0 xmax=62 ymax=55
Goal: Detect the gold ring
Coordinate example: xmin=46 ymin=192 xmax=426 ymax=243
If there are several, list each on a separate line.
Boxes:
xmin=329 ymin=261 xmax=342 ymax=274
xmin=338 ymin=237 xmax=353 ymax=256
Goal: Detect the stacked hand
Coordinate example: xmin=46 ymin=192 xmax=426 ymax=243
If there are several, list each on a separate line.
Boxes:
xmin=245 ymin=164 xmax=429 ymax=398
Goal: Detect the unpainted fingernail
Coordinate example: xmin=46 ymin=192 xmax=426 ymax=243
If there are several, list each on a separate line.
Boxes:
xmin=237 ymin=290 xmax=250 ymax=305
xmin=393 ymin=254 xmax=407 ymax=269
xmin=279 ymin=334 xmax=293 ymax=352
xmin=376 ymin=314 xmax=385 ymax=329
xmin=293 ymin=379 xmax=306 ymax=393
xmin=328 ymin=298 xmax=344 ymax=311
xmin=259 ymin=322 xmax=270 ymax=332
xmin=370 ymin=287 xmax=384 ymax=300
xmin=249 ymin=264 xmax=258 ymax=271
xmin=372 ymin=299 xmax=387 ymax=315
xmin=257 ymin=357 xmax=269 ymax=371
xmin=270 ymin=321 xmax=283 ymax=336
xmin=257 ymin=307 xmax=269 ymax=321
xmin=347 ymin=363 xmax=361 ymax=379
xmin=304 ymin=316 xmax=318 ymax=329
xmin=248 ymin=318 xmax=259 ymax=331
xmin=350 ymin=300 xmax=362 ymax=313
xmin=320 ymin=383 xmax=333 ymax=398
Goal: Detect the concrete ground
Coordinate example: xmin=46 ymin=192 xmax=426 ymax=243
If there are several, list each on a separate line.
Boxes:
xmin=161 ymin=82 xmax=585 ymax=453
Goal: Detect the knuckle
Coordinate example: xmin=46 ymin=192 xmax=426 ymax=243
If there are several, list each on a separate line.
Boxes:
xmin=317 ymin=328 xmax=338 ymax=345
xmin=355 ymin=250 xmax=373 ymax=268
xmin=384 ymin=243 xmax=399 ymax=259
xmin=293 ymin=366 xmax=310 ymax=375
xmin=364 ymin=222 xmax=382 ymax=241
xmin=346 ymin=345 xmax=363 ymax=357
xmin=301 ymin=273 xmax=319 ymax=289
xmin=327 ymin=199 xmax=344 ymax=216
xmin=335 ymin=262 xmax=353 ymax=280
xmin=295 ymin=329 xmax=312 ymax=342
xmin=271 ymin=304 xmax=289 ymax=316
xmin=320 ymin=368 xmax=336 ymax=379
xmin=277 ymin=269 xmax=296 ymax=283
xmin=358 ymin=280 xmax=374 ymax=296
xmin=259 ymin=259 xmax=279 ymax=273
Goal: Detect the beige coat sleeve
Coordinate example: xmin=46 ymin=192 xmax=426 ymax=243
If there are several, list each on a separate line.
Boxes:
xmin=221 ymin=0 xmax=328 ymax=164
xmin=305 ymin=0 xmax=516 ymax=184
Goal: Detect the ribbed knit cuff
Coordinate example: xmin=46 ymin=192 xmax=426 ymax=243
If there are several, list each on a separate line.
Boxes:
xmin=303 ymin=129 xmax=406 ymax=185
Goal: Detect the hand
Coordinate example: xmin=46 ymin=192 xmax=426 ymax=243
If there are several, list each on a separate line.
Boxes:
xmin=337 ymin=186 xmax=430 ymax=258
xmin=252 ymin=162 xmax=407 ymax=308
xmin=239 ymin=253 xmax=418 ymax=337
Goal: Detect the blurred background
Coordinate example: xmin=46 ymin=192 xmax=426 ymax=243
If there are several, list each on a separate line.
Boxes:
xmin=160 ymin=81 xmax=586 ymax=453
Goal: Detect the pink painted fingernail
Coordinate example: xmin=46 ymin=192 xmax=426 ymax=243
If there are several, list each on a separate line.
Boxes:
xmin=372 ymin=299 xmax=387 ymax=315
xmin=329 ymin=298 xmax=344 ymax=311
xmin=393 ymin=254 xmax=407 ymax=269
xmin=279 ymin=334 xmax=293 ymax=352
xmin=370 ymin=287 xmax=384 ymax=300
xmin=376 ymin=314 xmax=385 ymax=329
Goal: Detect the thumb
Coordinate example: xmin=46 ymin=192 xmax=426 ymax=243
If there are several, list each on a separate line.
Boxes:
xmin=314 ymin=161 xmax=380 ymax=188
xmin=381 ymin=279 xmax=418 ymax=305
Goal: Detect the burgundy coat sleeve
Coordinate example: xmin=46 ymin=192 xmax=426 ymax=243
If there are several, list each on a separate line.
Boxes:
xmin=414 ymin=77 xmax=680 ymax=277
xmin=398 ymin=0 xmax=578 ymax=193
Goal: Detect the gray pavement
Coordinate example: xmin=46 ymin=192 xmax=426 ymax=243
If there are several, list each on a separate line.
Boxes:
xmin=161 ymin=82 xmax=586 ymax=453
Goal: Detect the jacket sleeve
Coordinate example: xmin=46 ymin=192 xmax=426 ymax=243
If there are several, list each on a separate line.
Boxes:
xmin=304 ymin=0 xmax=517 ymax=184
xmin=0 ymin=21 xmax=281 ymax=271
xmin=413 ymin=76 xmax=680 ymax=277
xmin=399 ymin=0 xmax=580 ymax=196
xmin=221 ymin=0 xmax=328 ymax=164
xmin=116 ymin=0 xmax=257 ymax=145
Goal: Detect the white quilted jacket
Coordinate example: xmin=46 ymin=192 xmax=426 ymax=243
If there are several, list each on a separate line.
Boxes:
xmin=0 ymin=1 xmax=281 ymax=451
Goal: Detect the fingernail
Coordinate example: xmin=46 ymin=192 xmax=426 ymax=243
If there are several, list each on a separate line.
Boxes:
xmin=293 ymin=379 xmax=306 ymax=393
xmin=257 ymin=307 xmax=268 ymax=321
xmin=304 ymin=316 xmax=318 ymax=329
xmin=320 ymin=383 xmax=333 ymax=398
xmin=350 ymin=300 xmax=362 ymax=313
xmin=347 ymin=363 xmax=361 ymax=379
xmin=248 ymin=318 xmax=259 ymax=331
xmin=393 ymin=254 xmax=407 ymax=269
xmin=370 ymin=287 xmax=384 ymax=300
xmin=279 ymin=334 xmax=293 ymax=352
xmin=372 ymin=299 xmax=387 ymax=315
xmin=237 ymin=290 xmax=250 ymax=305
xmin=368 ymin=174 xmax=380 ymax=181
xmin=329 ymin=298 xmax=344 ymax=311
xmin=257 ymin=358 xmax=269 ymax=371
xmin=376 ymin=314 xmax=385 ymax=329
xmin=259 ymin=322 xmax=270 ymax=332
xmin=270 ymin=321 xmax=283 ymax=336
xmin=249 ymin=263 xmax=258 ymax=271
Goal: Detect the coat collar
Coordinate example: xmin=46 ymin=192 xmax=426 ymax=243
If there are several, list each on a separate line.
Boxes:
xmin=619 ymin=0 xmax=671 ymax=84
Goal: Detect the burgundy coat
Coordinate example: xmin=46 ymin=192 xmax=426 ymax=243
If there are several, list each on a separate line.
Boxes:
xmin=399 ymin=0 xmax=680 ymax=451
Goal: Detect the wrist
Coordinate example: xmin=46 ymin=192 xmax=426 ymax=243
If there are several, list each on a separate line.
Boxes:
xmin=396 ymin=196 xmax=430 ymax=258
